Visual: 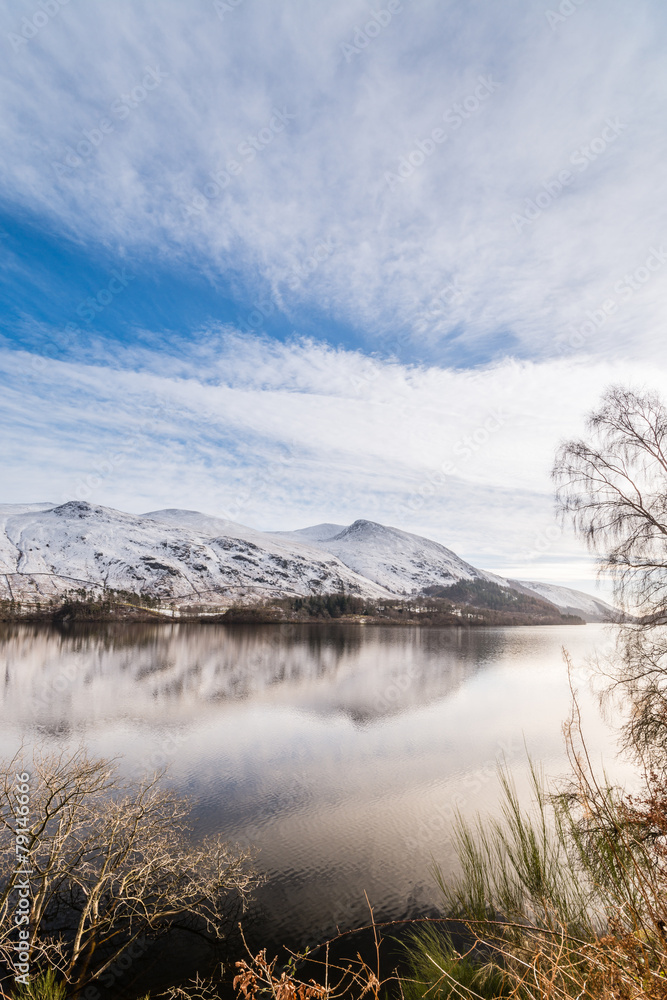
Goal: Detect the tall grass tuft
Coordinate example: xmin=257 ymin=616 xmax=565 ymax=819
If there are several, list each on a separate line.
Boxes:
xmin=415 ymin=693 xmax=667 ymax=999
xmin=10 ymin=969 xmax=67 ymax=1000
xmin=401 ymin=926 xmax=512 ymax=1000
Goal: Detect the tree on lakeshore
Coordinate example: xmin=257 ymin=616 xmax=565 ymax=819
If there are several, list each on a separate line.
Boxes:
xmin=553 ymin=384 xmax=667 ymax=619
xmin=0 ymin=744 xmax=262 ymax=996
xmin=392 ymin=386 xmax=667 ymax=1000
xmin=553 ymin=384 xmax=667 ymax=769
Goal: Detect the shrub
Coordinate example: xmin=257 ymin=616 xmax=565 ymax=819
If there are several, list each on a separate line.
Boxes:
xmin=0 ymin=745 xmax=262 ymax=996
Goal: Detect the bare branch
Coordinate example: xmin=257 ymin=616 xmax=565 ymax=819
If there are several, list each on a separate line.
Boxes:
xmin=0 ymin=744 xmax=263 ymax=991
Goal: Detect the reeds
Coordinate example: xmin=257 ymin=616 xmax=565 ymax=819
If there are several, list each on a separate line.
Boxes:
xmin=408 ymin=664 xmax=667 ymax=999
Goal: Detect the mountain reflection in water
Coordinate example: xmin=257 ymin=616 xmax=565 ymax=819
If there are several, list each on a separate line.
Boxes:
xmin=0 ymin=622 xmax=632 ymax=950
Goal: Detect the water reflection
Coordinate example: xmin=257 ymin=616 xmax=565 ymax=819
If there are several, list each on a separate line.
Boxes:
xmin=0 ymin=622 xmax=631 ymax=949
xmin=0 ymin=622 xmax=508 ymax=726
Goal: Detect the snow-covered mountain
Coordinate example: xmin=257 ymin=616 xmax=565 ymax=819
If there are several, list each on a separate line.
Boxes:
xmin=276 ymin=520 xmax=615 ymax=621
xmin=274 ymin=519 xmax=496 ymax=595
xmin=0 ymin=502 xmax=616 ymax=620
xmin=0 ymin=502 xmax=391 ymax=604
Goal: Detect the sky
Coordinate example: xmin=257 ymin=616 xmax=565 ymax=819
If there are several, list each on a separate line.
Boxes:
xmin=1 ymin=0 xmax=667 ymax=597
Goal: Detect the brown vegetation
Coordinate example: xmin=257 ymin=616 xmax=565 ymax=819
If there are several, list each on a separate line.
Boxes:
xmin=0 ymin=746 xmax=261 ymax=997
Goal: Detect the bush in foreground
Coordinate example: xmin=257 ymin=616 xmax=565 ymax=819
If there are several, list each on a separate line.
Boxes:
xmin=0 ymin=745 xmax=262 ymax=997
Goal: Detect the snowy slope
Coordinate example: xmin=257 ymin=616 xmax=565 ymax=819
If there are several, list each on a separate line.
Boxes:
xmin=0 ymin=502 xmax=392 ymax=604
xmin=274 ymin=519 xmax=495 ymax=595
xmin=511 ymin=580 xmax=615 ymax=623
xmin=143 ymin=508 xmax=263 ymax=539
xmin=277 ymin=523 xmax=347 ymax=543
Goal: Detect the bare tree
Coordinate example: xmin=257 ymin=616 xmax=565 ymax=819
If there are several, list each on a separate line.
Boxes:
xmin=553 ymin=385 xmax=667 ymax=765
xmin=0 ymin=744 xmax=262 ymax=996
xmin=553 ymin=384 xmax=667 ymax=617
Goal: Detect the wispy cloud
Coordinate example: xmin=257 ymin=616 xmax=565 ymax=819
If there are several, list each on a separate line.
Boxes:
xmin=1 ymin=333 xmax=663 ymax=593
xmin=0 ymin=0 xmax=666 ymax=365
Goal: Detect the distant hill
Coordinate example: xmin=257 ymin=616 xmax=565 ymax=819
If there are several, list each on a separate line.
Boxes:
xmin=507 ymin=580 xmax=614 ymax=623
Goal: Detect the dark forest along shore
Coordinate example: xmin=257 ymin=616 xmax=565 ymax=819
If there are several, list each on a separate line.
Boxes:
xmin=0 ymin=622 xmax=632 ymax=955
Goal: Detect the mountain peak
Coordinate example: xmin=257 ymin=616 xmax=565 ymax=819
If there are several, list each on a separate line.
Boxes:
xmin=331 ymin=519 xmax=412 ymax=543
xmin=333 ymin=519 xmax=385 ymax=538
xmin=52 ymin=500 xmax=95 ymax=517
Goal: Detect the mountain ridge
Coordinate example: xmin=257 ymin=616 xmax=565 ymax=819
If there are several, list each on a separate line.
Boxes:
xmin=0 ymin=502 xmax=615 ymax=621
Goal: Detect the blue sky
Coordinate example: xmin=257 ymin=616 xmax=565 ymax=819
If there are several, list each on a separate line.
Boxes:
xmin=1 ymin=0 xmax=667 ymax=594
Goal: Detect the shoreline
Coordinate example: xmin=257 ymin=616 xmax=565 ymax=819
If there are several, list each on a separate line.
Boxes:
xmin=0 ymin=602 xmax=588 ymax=627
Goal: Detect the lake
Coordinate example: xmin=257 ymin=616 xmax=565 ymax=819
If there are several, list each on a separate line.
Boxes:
xmin=0 ymin=621 xmax=633 ymax=968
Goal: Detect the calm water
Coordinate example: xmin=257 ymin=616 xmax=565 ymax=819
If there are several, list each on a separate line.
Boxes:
xmin=0 ymin=622 xmax=632 ymax=953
